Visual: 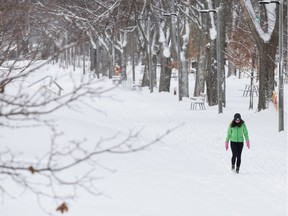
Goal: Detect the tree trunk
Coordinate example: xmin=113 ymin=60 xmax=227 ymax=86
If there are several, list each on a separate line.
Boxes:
xmin=83 ymin=43 xmax=86 ymax=74
xmin=109 ymin=35 xmax=115 ymax=78
xmin=181 ymin=59 xmax=189 ymax=97
xmin=227 ymin=60 xmax=236 ymax=77
xmin=159 ymin=54 xmax=172 ymax=92
xmin=90 ymin=46 xmax=96 ymax=71
xmin=141 ymin=52 xmax=149 ymax=87
xmin=194 ymin=31 xmax=207 ymax=96
xmin=152 ymin=55 xmax=157 ymax=88
xmin=95 ymin=39 xmax=100 ymax=78
xmin=257 ymin=43 xmax=277 ymax=110
xmin=206 ymin=39 xmax=218 ymax=106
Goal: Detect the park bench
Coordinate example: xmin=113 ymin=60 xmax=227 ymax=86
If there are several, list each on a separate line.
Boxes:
xmin=190 ymin=93 xmax=206 ymax=110
xmin=131 ymin=84 xmax=142 ymax=91
xmin=112 ymin=75 xmax=122 ymax=84
xmin=239 ymin=84 xmax=259 ymax=97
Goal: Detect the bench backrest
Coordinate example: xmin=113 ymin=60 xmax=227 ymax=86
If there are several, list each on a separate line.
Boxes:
xmin=200 ymin=93 xmax=206 ymax=101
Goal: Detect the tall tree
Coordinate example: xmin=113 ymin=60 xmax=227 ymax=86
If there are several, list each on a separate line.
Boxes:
xmin=239 ymin=0 xmax=279 ymax=111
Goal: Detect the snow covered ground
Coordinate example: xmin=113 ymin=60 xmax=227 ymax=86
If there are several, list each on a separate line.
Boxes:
xmin=1 ymin=63 xmax=287 ymax=216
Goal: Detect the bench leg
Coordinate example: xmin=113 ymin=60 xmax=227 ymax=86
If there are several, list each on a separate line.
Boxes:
xmin=191 ymin=102 xmax=196 ymax=110
xmin=191 ymin=102 xmax=207 ymax=110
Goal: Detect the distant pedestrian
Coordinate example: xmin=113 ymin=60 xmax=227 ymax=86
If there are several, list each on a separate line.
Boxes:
xmin=225 ymin=113 xmax=250 ymax=174
xmin=114 ymin=63 xmax=121 ymax=76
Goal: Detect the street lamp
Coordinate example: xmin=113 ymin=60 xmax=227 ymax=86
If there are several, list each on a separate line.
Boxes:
xmin=259 ymin=0 xmax=280 ymax=4
xmin=123 ymin=26 xmax=137 ymax=82
xmin=259 ymin=0 xmax=284 ymax=132
xmin=147 ymin=16 xmax=153 ymax=93
xmin=249 ymin=45 xmax=257 ymax=110
xmin=138 ymin=16 xmax=153 ymax=93
xmin=200 ymin=6 xmax=223 ymax=114
xmin=163 ymin=12 xmax=183 ymax=101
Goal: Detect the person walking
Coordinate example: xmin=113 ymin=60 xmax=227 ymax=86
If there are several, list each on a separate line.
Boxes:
xmin=225 ymin=113 xmax=250 ymax=174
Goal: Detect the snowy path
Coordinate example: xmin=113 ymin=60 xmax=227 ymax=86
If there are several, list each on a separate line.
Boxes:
xmin=64 ymin=79 xmax=286 ymax=216
xmin=1 ymin=73 xmax=287 ymax=216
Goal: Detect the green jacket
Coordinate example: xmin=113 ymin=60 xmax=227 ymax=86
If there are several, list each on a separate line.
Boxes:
xmin=225 ymin=123 xmax=249 ymax=143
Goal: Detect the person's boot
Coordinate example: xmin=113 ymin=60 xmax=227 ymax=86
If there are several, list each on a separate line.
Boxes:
xmin=236 ymin=167 xmax=240 ymax=174
xmin=231 ymin=165 xmax=235 ymax=171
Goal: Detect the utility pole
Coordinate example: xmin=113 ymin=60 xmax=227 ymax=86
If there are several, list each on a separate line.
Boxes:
xmin=132 ymin=32 xmax=135 ymax=82
xmin=249 ymin=45 xmax=257 ymax=110
xmin=216 ymin=4 xmax=223 ymax=113
xmin=176 ymin=13 xmax=182 ymax=101
xmin=148 ymin=16 xmax=153 ymax=93
xmin=259 ymin=0 xmax=284 ymax=132
xmin=200 ymin=4 xmax=223 ymax=113
xmin=278 ymin=0 xmax=284 ymax=131
xmin=161 ymin=1 xmax=181 ymax=100
xmin=138 ymin=14 xmax=153 ymax=92
xmin=163 ymin=10 xmax=182 ymax=101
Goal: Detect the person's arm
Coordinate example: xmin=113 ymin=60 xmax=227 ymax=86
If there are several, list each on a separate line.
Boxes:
xmin=243 ymin=124 xmax=249 ymax=141
xmin=243 ymin=124 xmax=250 ymax=149
xmin=225 ymin=125 xmax=231 ymax=151
xmin=225 ymin=124 xmax=232 ymax=142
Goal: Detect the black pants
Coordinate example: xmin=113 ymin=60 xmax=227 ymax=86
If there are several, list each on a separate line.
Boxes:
xmin=230 ymin=142 xmax=244 ymax=168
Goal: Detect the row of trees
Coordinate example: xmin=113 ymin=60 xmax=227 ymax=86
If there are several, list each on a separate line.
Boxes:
xmin=1 ymin=0 xmax=285 ymax=109
xmin=0 ymin=0 xmax=286 ymax=213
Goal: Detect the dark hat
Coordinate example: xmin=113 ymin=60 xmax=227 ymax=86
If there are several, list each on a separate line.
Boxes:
xmin=234 ymin=113 xmax=241 ymax=120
